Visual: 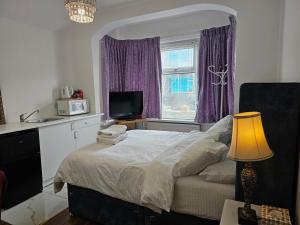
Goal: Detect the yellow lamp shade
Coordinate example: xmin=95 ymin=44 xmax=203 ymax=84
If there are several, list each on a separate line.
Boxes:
xmin=227 ymin=112 xmax=273 ymax=162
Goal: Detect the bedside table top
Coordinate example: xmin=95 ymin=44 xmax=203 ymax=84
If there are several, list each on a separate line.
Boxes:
xmin=220 ymin=199 xmax=261 ymax=225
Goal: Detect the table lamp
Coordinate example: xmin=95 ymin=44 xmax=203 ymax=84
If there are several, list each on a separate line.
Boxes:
xmin=227 ymin=112 xmax=273 ymax=225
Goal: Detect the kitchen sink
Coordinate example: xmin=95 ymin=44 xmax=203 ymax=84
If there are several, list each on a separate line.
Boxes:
xmin=25 ymin=117 xmax=64 ymax=123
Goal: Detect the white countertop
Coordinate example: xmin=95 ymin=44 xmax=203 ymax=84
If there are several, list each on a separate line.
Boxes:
xmin=0 ymin=113 xmax=103 ymax=135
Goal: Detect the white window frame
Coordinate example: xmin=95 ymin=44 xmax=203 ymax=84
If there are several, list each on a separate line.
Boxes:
xmin=161 ymin=40 xmax=198 ymax=75
xmin=160 ymin=39 xmax=199 ymax=121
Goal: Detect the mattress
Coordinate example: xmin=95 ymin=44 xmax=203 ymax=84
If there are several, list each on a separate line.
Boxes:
xmin=55 ymin=129 xmax=234 ymax=219
xmin=172 ymin=175 xmax=235 ymax=220
xmin=55 ymin=130 xmax=199 ymax=212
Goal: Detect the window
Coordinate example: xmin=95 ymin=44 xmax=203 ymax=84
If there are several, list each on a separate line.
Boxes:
xmin=161 ymin=41 xmax=198 ymax=121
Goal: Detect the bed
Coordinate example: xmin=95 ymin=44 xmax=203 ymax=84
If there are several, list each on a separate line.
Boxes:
xmin=55 ymin=127 xmax=234 ymax=225
xmin=54 ymin=83 xmax=300 ymax=225
xmin=171 ymin=175 xmax=234 ymax=220
xmin=65 ymin=176 xmax=234 ymax=225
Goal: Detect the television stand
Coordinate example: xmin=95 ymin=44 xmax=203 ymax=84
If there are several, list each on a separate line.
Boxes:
xmin=116 ymin=118 xmax=146 ymax=130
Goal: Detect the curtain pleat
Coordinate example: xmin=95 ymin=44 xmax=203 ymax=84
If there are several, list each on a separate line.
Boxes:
xmin=195 ymin=15 xmax=236 ymax=123
xmin=101 ymin=36 xmax=162 ymax=119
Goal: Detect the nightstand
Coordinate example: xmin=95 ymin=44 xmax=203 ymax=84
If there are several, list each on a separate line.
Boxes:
xmin=220 ymin=199 xmax=261 ymax=225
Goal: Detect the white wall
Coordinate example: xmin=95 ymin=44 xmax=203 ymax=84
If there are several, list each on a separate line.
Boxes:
xmin=56 ymin=0 xmax=283 ymax=115
xmin=281 ymin=0 xmax=300 ymax=83
xmin=0 ymin=18 xmax=63 ymax=122
xmin=109 ymin=11 xmax=230 ymax=40
xmin=280 ymin=1 xmax=300 ymax=224
xmin=55 ymin=25 xmax=97 ymax=114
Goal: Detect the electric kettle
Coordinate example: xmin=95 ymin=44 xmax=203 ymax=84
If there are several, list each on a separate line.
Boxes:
xmin=61 ymin=86 xmax=74 ymax=99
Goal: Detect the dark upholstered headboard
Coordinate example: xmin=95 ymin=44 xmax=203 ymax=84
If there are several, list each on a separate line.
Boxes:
xmin=237 ymin=83 xmax=300 ymax=222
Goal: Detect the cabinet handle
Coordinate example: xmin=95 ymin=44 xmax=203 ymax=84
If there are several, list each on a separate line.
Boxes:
xmin=74 ymin=131 xmax=79 ymax=139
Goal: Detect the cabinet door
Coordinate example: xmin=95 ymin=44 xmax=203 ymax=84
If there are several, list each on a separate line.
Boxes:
xmin=0 ymin=129 xmax=43 ymax=208
xmin=75 ymin=124 xmax=100 ymax=149
xmin=39 ymin=123 xmax=75 ymax=186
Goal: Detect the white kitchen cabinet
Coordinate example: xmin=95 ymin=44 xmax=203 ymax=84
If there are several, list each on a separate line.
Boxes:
xmin=39 ymin=122 xmax=75 ymax=187
xmin=72 ymin=117 xmax=100 ymax=149
xmin=39 ymin=116 xmax=101 ymax=187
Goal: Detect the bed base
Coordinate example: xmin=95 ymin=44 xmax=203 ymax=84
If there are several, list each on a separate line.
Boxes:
xmin=68 ymin=184 xmax=219 ymax=225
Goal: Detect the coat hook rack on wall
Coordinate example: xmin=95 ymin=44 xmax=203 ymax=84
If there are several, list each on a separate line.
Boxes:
xmin=208 ymin=64 xmax=228 ymax=120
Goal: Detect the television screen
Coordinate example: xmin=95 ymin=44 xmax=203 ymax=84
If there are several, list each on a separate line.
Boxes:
xmin=109 ymin=91 xmax=143 ymax=120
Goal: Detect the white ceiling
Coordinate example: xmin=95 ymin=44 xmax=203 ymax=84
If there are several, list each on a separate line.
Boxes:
xmin=97 ymin=0 xmax=135 ymax=8
xmin=0 ymin=0 xmax=136 ymax=30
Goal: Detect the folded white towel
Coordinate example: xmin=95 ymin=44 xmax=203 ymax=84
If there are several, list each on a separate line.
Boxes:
xmin=97 ymin=132 xmax=124 ymax=140
xmin=97 ymin=132 xmax=128 ymax=145
xmin=98 ymin=125 xmax=127 ymax=137
xmin=97 ymin=130 xmax=126 ymax=138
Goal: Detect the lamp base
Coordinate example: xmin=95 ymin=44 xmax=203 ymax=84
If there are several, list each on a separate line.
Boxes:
xmin=238 ymin=207 xmax=258 ymax=225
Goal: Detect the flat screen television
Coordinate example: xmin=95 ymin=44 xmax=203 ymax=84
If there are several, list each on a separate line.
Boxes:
xmin=109 ymin=91 xmax=143 ymax=120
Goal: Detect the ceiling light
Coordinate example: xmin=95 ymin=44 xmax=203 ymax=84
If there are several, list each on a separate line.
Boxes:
xmin=64 ymin=0 xmax=96 ymax=24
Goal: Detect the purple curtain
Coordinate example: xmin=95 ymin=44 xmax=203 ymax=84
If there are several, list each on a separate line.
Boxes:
xmin=195 ymin=16 xmax=236 ymax=123
xmin=101 ymin=36 xmax=162 ymax=120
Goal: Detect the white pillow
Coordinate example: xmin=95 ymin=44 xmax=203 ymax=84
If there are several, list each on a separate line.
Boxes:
xmin=206 ymin=115 xmax=233 ymax=145
xmin=199 ymin=159 xmax=236 ymax=184
xmin=173 ymin=130 xmax=208 ymax=149
xmin=172 ymin=138 xmax=228 ymax=177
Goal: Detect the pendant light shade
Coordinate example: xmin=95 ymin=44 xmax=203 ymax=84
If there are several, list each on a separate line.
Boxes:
xmin=64 ymin=0 xmax=96 ymax=24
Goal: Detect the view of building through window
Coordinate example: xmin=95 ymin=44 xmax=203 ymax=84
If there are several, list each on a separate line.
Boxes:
xmin=161 ymin=41 xmax=197 ymax=121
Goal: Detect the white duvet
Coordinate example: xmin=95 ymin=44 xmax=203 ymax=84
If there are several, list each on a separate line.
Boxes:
xmin=54 ymin=130 xmax=227 ymax=212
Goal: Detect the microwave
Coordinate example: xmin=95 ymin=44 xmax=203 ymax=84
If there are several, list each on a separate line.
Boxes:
xmin=57 ymin=99 xmax=89 ymax=116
